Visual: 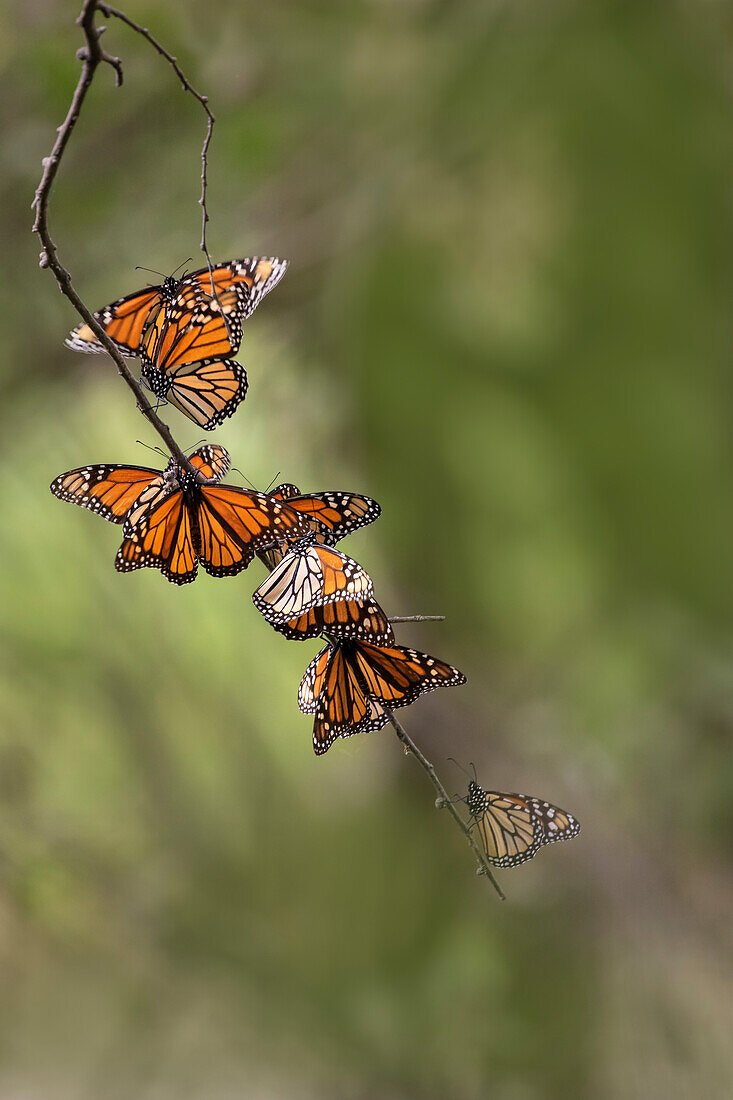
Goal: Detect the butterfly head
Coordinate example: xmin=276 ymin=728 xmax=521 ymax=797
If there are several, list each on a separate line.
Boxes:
xmin=291 ymin=530 xmax=321 ymax=552
xmin=162 ymin=274 xmax=183 ymax=302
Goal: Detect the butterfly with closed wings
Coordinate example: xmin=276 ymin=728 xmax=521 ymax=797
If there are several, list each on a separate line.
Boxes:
xmin=252 ymin=533 xmax=376 ymax=626
xmin=465 ymin=776 xmax=580 ymax=868
xmin=298 ymin=639 xmax=466 ymax=755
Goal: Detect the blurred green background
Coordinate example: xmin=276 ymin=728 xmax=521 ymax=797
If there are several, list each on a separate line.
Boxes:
xmin=2 ymin=0 xmax=733 ymax=1096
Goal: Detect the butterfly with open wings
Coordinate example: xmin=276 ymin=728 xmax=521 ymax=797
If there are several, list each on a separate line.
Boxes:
xmin=51 ymin=445 xmax=309 ymax=585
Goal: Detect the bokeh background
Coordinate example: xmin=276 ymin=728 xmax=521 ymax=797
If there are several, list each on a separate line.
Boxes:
xmin=2 ymin=1 xmax=733 ymax=1096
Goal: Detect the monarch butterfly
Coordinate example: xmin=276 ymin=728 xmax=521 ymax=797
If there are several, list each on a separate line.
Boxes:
xmin=51 ymin=446 xmax=309 ymax=585
xmin=65 ymin=257 xmax=288 ymax=358
xmin=258 ymin=483 xmax=381 ymax=569
xmin=298 ymin=640 xmax=466 ymax=754
xmin=271 ymin=597 xmax=395 ymax=644
xmin=466 ymin=778 xmax=580 ymax=868
xmin=252 ymin=535 xmax=374 ymax=625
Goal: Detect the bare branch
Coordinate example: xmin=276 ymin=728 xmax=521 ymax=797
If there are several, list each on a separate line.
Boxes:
xmin=385 ymin=707 xmax=505 ymax=899
xmin=32 ymin=1 xmax=204 ymax=477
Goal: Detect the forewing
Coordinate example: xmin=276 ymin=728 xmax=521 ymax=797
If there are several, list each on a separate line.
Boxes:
xmin=141 ymin=299 xmax=235 ymax=370
xmin=285 ymin=492 xmax=381 ymax=544
xmin=352 ymin=643 xmax=466 ymax=709
xmin=50 ymin=464 xmax=159 ymax=524
xmin=312 ymin=646 xmax=372 ymax=755
xmin=65 ymin=288 xmax=163 ymax=355
xmin=191 ymin=257 xmax=288 ymax=320
xmin=189 ymin=445 xmax=231 ymax=482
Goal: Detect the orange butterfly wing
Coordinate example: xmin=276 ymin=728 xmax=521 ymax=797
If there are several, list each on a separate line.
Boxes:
xmin=312 ymin=646 xmax=374 ymax=754
xmin=116 ymin=487 xmax=198 ymax=585
xmin=141 ymin=291 xmax=236 ymax=370
xmin=298 ymin=645 xmax=332 ymax=714
xmin=252 ymin=542 xmax=374 ymax=624
xmin=352 ymin=643 xmax=466 ymax=708
xmin=163 ymin=359 xmax=248 ymax=430
xmin=66 ymin=288 xmax=164 ymax=355
xmin=196 ymin=485 xmax=309 ymax=577
xmin=50 ymin=464 xmax=160 ymax=523
xmin=274 ymin=598 xmax=394 ymax=643
xmin=192 ymin=257 xmax=288 ymax=320
xmin=188 ymin=444 xmax=230 ymax=482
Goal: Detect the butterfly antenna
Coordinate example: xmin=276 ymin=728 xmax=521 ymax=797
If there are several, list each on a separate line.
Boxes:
xmin=135 ymin=265 xmax=165 ymax=279
xmin=171 ymin=257 xmax=193 ymax=279
xmin=264 ymin=470 xmax=282 ymax=494
xmin=135 ymin=440 xmax=168 ymax=460
xmin=183 ymin=437 xmax=207 ymax=454
xmin=447 ymin=756 xmax=474 ymax=782
xmin=230 ymin=465 xmax=258 ymax=491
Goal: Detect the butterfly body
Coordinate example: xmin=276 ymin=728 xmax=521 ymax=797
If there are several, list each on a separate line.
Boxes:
xmin=466 ymin=779 xmax=580 ymax=868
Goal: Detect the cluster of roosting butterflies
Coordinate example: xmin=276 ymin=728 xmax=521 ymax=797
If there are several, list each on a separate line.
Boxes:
xmin=50 ymin=257 xmax=580 ymax=870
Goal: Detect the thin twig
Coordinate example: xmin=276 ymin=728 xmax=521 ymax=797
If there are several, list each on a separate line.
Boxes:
xmin=31 ymin=0 xmax=197 ymax=476
xmin=389 ymin=615 xmax=445 ymax=623
xmin=385 ymin=707 xmax=505 ymax=899
xmin=97 ymin=2 xmax=219 ymax=300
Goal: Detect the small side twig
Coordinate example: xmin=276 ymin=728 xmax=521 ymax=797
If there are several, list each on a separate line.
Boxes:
xmin=97 ymin=2 xmax=218 ymax=297
xmin=385 ymin=707 xmax=505 ymax=899
xmin=389 ymin=615 xmax=445 ymax=623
